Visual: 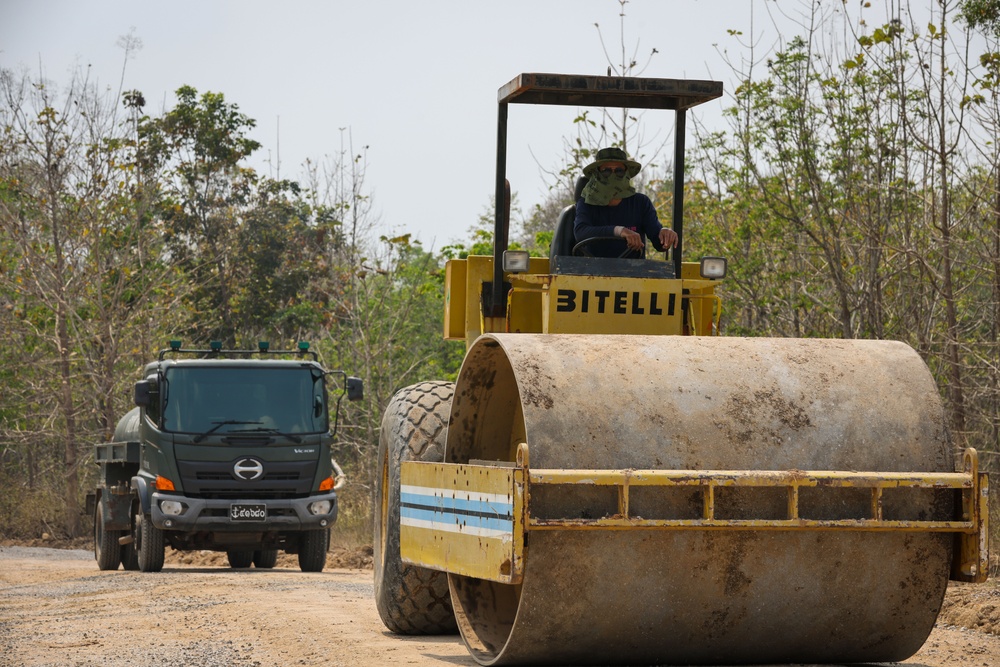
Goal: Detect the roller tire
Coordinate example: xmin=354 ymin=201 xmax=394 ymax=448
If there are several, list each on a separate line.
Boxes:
xmin=227 ymin=550 xmax=254 ymax=569
xmin=135 ymin=510 xmax=164 ymax=573
xmin=253 ymin=549 xmax=279 ymax=569
xmin=298 ymin=529 xmax=329 ymax=572
xmin=94 ymin=498 xmax=121 ymax=571
xmin=374 ymin=381 xmax=458 ymax=635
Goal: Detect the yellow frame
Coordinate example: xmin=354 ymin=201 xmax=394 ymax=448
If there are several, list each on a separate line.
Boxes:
xmin=402 ymin=445 xmax=990 ymax=584
xmin=400 ymin=451 xmax=528 ymax=585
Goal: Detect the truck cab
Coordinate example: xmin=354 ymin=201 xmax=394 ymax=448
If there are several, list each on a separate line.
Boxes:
xmin=90 ymin=342 xmax=362 ymax=573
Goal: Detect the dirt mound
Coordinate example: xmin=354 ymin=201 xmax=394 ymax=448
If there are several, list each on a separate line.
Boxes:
xmin=2 ymin=537 xmax=375 ymax=571
xmin=165 ymin=543 xmax=375 ymax=570
xmin=939 ymin=581 xmax=1000 ymax=635
xmin=1 ymin=536 xmax=91 ymax=550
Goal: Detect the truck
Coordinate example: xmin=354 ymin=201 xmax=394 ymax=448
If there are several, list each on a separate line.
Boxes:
xmin=88 ymin=341 xmax=362 ymax=573
xmin=373 ymin=73 xmax=990 ymax=665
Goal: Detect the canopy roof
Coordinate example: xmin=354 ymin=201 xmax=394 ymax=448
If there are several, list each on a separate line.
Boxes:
xmin=498 ymin=73 xmax=723 ymax=110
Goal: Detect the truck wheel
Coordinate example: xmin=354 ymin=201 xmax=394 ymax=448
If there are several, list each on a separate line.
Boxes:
xmin=298 ymin=530 xmax=328 ymax=572
xmin=135 ymin=510 xmax=164 ymax=572
xmin=253 ymin=549 xmax=278 ymax=569
xmin=227 ymin=550 xmax=254 ymax=568
xmin=94 ymin=497 xmax=121 ymax=571
xmin=373 ymin=381 xmax=458 ymax=635
xmin=120 ymin=542 xmax=139 ymax=570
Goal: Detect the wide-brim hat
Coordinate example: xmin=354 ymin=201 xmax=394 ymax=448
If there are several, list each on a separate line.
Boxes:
xmin=583 ymin=147 xmax=642 ymax=178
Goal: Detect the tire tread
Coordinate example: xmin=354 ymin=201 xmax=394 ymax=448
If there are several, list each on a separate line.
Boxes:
xmin=373 ymin=381 xmax=458 ymax=635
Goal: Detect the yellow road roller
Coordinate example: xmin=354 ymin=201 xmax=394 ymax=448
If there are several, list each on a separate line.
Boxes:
xmin=373 ymin=73 xmax=990 ymax=665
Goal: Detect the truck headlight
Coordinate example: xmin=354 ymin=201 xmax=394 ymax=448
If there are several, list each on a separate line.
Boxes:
xmin=160 ymin=500 xmax=186 ymax=516
xmin=308 ymin=500 xmax=332 ymax=516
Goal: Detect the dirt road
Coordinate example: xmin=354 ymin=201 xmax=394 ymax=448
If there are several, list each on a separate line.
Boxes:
xmin=1 ymin=545 xmax=998 ymax=667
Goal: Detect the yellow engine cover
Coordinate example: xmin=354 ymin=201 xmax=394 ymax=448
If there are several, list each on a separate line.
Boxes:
xmin=539 ymin=273 xmax=682 ymax=335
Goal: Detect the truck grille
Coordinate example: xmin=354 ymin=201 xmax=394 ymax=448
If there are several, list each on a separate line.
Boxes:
xmin=195 ymin=472 xmax=300 ymax=481
xmin=176 ymin=458 xmax=317 ymax=498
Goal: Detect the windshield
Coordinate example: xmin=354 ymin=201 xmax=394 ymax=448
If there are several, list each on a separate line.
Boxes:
xmin=161 ymin=366 xmax=326 ymax=436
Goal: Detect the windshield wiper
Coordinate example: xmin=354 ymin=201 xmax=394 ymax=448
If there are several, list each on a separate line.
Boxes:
xmin=193 ymin=420 xmax=261 ymax=444
xmin=228 ymin=427 xmax=302 ymax=443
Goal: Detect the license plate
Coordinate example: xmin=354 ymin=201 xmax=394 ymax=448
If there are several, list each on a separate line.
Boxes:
xmin=230 ymin=503 xmax=267 ymax=522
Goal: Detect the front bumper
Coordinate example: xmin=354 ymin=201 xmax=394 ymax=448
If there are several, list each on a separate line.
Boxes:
xmin=150 ymin=490 xmax=338 ymax=532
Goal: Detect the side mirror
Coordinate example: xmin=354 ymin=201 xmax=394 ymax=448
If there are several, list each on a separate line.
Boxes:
xmin=346 ymin=377 xmax=364 ymax=402
xmin=134 ymin=380 xmax=154 ymax=407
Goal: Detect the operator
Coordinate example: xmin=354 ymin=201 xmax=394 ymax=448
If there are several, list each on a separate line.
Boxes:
xmin=573 ymin=147 xmax=678 ymax=258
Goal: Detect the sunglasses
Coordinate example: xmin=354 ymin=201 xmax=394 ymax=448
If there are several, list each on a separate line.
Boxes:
xmin=598 ymin=166 xmax=627 ymax=176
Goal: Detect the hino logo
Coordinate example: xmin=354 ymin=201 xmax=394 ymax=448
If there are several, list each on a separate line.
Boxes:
xmin=233 ymin=458 xmax=264 ymax=481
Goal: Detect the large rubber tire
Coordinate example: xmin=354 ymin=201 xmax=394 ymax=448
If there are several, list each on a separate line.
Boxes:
xmin=135 ymin=510 xmax=164 ymax=573
xmin=373 ymin=381 xmax=458 ymax=635
xmin=120 ymin=542 xmax=139 ymax=571
xmin=253 ymin=549 xmax=279 ymax=569
xmin=94 ymin=497 xmax=121 ymax=571
xmin=298 ymin=529 xmax=329 ymax=572
xmin=227 ymin=550 xmax=254 ymax=569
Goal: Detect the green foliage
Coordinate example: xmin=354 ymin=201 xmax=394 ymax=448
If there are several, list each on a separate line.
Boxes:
xmin=140 ymin=86 xmax=265 ymax=347
xmin=959 ymin=0 xmax=1000 ymax=36
xmin=0 ymin=75 xmax=464 ymax=538
xmin=687 ymin=3 xmax=1000 ymax=467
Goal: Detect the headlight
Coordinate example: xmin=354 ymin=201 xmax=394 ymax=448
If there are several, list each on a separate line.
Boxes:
xmin=503 ymin=250 xmax=530 ymax=273
xmin=160 ymin=500 xmax=186 ymax=516
xmin=308 ymin=500 xmax=332 ymax=516
xmin=700 ymin=256 xmax=728 ymax=280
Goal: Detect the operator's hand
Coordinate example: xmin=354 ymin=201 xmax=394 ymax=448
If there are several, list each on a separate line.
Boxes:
xmin=621 ymin=228 xmax=644 ymax=251
xmin=659 ymin=228 xmax=679 ymax=249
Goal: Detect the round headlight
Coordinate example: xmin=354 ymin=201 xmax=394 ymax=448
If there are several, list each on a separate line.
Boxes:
xmin=160 ymin=500 xmax=185 ymax=516
xmin=309 ymin=500 xmax=332 ymax=516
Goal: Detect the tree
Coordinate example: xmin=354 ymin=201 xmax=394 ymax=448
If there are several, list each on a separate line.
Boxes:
xmin=960 ymin=0 xmax=1000 ymax=36
xmin=0 ymin=66 xmax=170 ymax=536
xmin=302 ymin=139 xmax=464 ymax=507
xmin=141 ymin=86 xmax=262 ymax=347
xmin=690 ymin=0 xmax=999 ymax=468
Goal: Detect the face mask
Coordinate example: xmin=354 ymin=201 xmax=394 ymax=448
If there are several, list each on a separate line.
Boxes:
xmin=582 ymin=172 xmax=636 ymax=206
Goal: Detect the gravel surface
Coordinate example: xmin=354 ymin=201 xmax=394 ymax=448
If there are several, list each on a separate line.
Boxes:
xmin=0 ymin=545 xmax=91 ymax=560
xmin=0 ymin=546 xmax=466 ymax=667
xmin=1 ymin=546 xmax=997 ymax=667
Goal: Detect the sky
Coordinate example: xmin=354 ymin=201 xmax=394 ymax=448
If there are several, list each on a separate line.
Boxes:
xmin=1 ymin=0 xmax=868 ymax=250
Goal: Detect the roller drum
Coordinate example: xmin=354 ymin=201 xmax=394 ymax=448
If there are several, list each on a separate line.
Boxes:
xmin=445 ymin=334 xmax=954 ymax=665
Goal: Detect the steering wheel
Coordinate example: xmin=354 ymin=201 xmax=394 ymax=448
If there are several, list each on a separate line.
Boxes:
xmin=572 ymin=236 xmax=645 ymax=259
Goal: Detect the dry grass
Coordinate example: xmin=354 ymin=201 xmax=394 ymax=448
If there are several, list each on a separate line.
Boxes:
xmin=0 ymin=485 xmax=72 ymax=541
xmin=330 ymin=482 xmax=374 ymax=551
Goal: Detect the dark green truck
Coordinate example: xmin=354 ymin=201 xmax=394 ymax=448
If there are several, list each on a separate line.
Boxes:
xmin=87 ymin=342 xmax=362 ymax=572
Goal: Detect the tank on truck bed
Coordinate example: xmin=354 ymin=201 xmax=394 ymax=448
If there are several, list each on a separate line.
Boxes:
xmin=87 ymin=341 xmax=362 ymax=573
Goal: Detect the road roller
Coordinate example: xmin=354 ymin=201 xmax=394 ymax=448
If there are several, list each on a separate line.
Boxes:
xmin=373 ymin=73 xmax=990 ymax=665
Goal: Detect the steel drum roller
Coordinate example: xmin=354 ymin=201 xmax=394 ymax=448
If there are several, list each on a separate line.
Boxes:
xmin=444 ymin=334 xmax=954 ymax=666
